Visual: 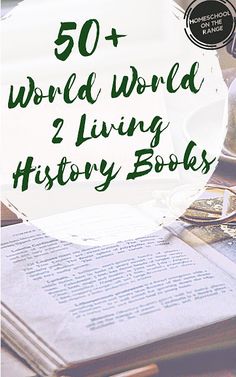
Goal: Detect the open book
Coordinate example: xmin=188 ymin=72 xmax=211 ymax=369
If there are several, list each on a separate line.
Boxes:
xmin=1 ymin=204 xmax=236 ymax=377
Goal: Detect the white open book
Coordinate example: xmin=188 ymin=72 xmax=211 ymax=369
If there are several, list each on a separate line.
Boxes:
xmin=1 ymin=204 xmax=236 ymax=377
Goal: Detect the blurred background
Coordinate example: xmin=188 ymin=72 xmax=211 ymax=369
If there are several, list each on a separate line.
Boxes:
xmin=1 ymin=0 xmax=235 ymax=69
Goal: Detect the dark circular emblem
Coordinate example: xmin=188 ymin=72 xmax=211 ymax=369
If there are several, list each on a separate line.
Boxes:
xmin=184 ymin=0 xmax=236 ymax=49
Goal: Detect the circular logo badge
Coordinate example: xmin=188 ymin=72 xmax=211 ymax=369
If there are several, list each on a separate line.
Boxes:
xmin=184 ymin=0 xmax=236 ymax=49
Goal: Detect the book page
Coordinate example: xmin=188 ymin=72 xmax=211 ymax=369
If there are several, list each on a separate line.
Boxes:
xmin=168 ymin=221 xmax=236 ymax=280
xmin=2 ymin=207 xmax=236 ymax=365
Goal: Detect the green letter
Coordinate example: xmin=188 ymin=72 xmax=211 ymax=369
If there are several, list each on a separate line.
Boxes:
xmin=12 ymin=157 xmax=36 ymax=191
xmin=127 ymin=149 xmax=153 ymax=180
